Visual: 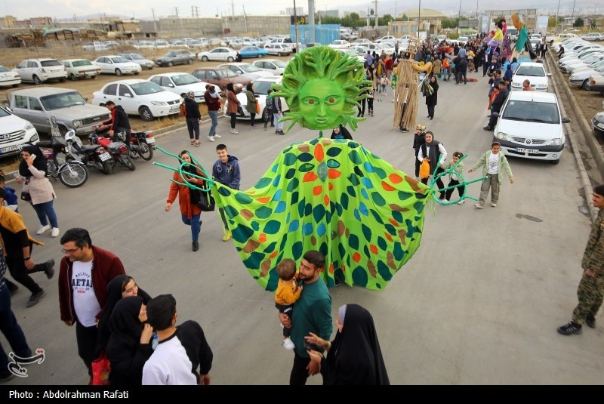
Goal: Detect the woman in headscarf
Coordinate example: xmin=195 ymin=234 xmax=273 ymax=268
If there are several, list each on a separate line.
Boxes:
xmin=330 ymin=125 xmax=353 ymax=140
xmin=17 ymin=145 xmax=59 ymax=237
xmin=183 ymin=91 xmax=201 ymax=146
xmin=424 ymin=74 xmax=439 ymax=120
xmin=97 ymin=275 xmax=152 ymax=354
xmin=245 ymin=82 xmax=259 ymax=129
xmin=305 ymin=304 xmax=390 ymax=385
xmin=225 ymin=83 xmax=241 ymax=134
xmin=164 ymin=150 xmax=206 ymax=252
xmin=106 ymin=296 xmax=153 ymax=386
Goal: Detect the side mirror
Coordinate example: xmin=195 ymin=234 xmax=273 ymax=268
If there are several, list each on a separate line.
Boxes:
xmin=169 ymin=84 xmax=174 ymax=88
xmin=562 ymin=117 xmax=571 ymax=123
xmin=547 ymin=73 xmax=552 ymax=77
xmin=125 ymin=93 xmax=132 ymax=98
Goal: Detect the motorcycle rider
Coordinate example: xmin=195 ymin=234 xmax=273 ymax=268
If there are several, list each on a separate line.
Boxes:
xmin=101 ymin=101 xmax=131 ymax=147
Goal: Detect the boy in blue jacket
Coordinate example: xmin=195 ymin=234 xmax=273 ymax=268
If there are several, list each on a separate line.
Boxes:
xmin=212 ymin=144 xmax=240 ymax=241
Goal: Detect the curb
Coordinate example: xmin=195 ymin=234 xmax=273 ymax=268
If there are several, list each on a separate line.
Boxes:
xmin=152 ymin=114 xmax=224 ymax=140
xmin=547 ymin=50 xmax=601 ymax=222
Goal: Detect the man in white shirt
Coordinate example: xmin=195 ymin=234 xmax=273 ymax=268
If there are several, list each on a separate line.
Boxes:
xmin=468 ymin=142 xmax=514 ymax=208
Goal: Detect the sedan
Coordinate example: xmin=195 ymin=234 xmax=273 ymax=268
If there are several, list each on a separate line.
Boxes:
xmin=593 ymin=108 xmax=604 ymax=137
xmin=264 ymin=43 xmax=293 ymax=56
xmin=61 ymin=59 xmax=101 ymax=81
xmin=511 ymin=62 xmax=549 ymax=91
xmin=155 ymin=50 xmax=194 ymax=67
xmin=92 ymin=55 xmax=141 ymax=76
xmin=149 ymin=72 xmax=219 ymax=103
xmin=328 ymin=40 xmax=350 ymax=50
xmin=0 ymin=65 xmax=21 ymax=87
xmin=217 ymin=63 xmax=274 ymax=81
xmin=252 ymin=59 xmax=288 ymax=75
xmin=197 ymin=47 xmax=238 ymax=62
xmin=92 ymin=79 xmax=181 ymax=121
xmin=586 ymin=73 xmax=604 ymax=95
xmin=119 ymin=53 xmax=154 ymax=70
xmin=191 ymin=67 xmax=251 ymax=90
xmin=582 ymin=33 xmax=604 ymax=41
xmin=239 ymin=46 xmax=268 ymax=58
xmin=570 ymin=63 xmax=604 ymax=89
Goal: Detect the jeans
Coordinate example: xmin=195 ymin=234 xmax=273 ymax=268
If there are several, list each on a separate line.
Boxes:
xmin=76 ymin=321 xmax=98 ymax=378
xmin=273 ymin=112 xmax=283 ymax=130
xmin=181 ymin=213 xmax=201 ymax=242
xmin=186 ymin=118 xmax=200 ymax=140
xmin=0 ymin=284 xmax=32 ymax=378
xmin=208 ymin=110 xmax=218 ymax=136
xmin=32 ymin=200 xmax=58 ymax=229
xmin=442 ymin=68 xmax=449 ymax=80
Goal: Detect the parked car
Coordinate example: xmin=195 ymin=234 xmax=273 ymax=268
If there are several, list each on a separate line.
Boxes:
xmin=493 ymin=91 xmax=570 ymax=165
xmin=564 ymin=54 xmax=604 ymax=74
xmin=119 ymin=53 xmax=154 ymax=70
xmin=156 ymin=50 xmax=195 ymax=67
xmin=61 ymin=59 xmax=101 ymax=81
xmin=92 ymin=79 xmax=182 ymax=121
xmin=92 ymin=55 xmax=141 ymax=76
xmin=328 ymin=40 xmax=350 ymax=50
xmin=217 ymin=63 xmax=274 ymax=81
xmin=376 ymin=35 xmax=397 ymax=43
xmin=339 ymin=50 xmax=365 ymax=63
xmin=0 ymin=65 xmax=21 ymax=87
xmin=0 ymin=106 xmax=39 ymax=157
xmin=153 ymin=40 xmax=170 ymax=49
xmin=191 ymin=67 xmax=250 ymax=90
xmin=569 ymin=62 xmax=604 ymax=89
xmin=13 ymin=58 xmax=67 ymax=84
xmin=239 ymin=46 xmax=269 ymax=58
xmin=8 ymin=87 xmax=110 ymax=135
xmin=149 ymin=72 xmax=219 ymax=103
xmin=511 ymin=62 xmax=550 ymax=91
xmin=592 ymin=103 xmax=604 ymax=137
xmin=586 ymin=73 xmax=604 ymax=94
xmin=133 ymin=40 xmax=155 ymax=49
xmin=456 ymin=36 xmax=469 ymax=46
xmin=252 ymin=59 xmax=288 ymax=75
xmin=197 ymin=47 xmax=238 ymax=62
xmin=83 ymin=41 xmax=111 ymax=51
xmin=352 ymin=38 xmax=372 ymax=46
xmin=581 ymin=33 xmax=604 ymax=41
xmin=264 ymin=43 xmax=293 ymax=56
xmin=223 ymin=76 xmax=288 ymax=121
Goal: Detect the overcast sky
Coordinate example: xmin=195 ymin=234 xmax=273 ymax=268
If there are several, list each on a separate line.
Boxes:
xmin=1 ymin=0 xmax=599 ymax=20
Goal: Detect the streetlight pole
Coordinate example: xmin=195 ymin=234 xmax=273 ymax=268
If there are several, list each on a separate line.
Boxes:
xmin=293 ymin=0 xmax=299 ymax=50
xmin=556 ymin=0 xmax=561 ymax=30
xmin=418 ymin=0 xmax=421 ymax=38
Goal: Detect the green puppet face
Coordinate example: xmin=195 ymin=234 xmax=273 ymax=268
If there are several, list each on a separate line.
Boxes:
xmin=299 ymin=78 xmax=345 ymax=130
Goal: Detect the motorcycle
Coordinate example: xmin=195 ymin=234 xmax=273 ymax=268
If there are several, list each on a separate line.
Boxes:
xmin=89 ymin=132 xmax=136 ymax=172
xmin=64 ymin=130 xmax=114 ymax=175
xmin=35 ymin=137 xmax=89 ymax=188
xmin=118 ymin=130 xmax=155 ymax=161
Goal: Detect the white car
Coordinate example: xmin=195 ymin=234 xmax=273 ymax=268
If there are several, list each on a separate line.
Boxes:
xmin=328 ymin=40 xmax=350 ymax=50
xmin=564 ymin=54 xmax=604 ymax=74
xmin=0 ymin=106 xmax=39 ymax=157
xmin=264 ymin=43 xmax=293 ymax=56
xmin=148 ymin=72 xmax=219 ymax=103
xmin=581 ymin=33 xmax=604 ymax=41
xmin=217 ymin=63 xmax=274 ymax=81
xmin=511 ymin=62 xmax=550 ymax=91
xmin=0 ymin=65 xmax=21 ymax=87
xmin=13 ymin=58 xmax=67 ymax=84
xmin=252 ymin=59 xmax=288 ymax=75
xmin=92 ymin=55 xmax=142 ymax=76
xmin=456 ymin=36 xmax=469 ymax=46
xmin=83 ymin=41 xmax=111 ymax=51
xmin=223 ymin=76 xmax=288 ymax=121
xmin=61 ymin=59 xmax=101 ymax=81
xmin=352 ymin=38 xmax=372 ymax=46
xmin=570 ymin=61 xmax=604 ymax=89
xmin=376 ymin=36 xmax=396 ymax=43
xmin=119 ymin=53 xmax=154 ymax=70
xmin=493 ymin=91 xmax=569 ymax=164
xmin=92 ymin=79 xmax=182 ymax=121
xmin=197 ymin=47 xmax=237 ymax=62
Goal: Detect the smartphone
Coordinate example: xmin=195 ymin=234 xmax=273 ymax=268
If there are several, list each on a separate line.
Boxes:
xmin=30 ymin=154 xmax=36 ymax=161
xmin=303 ymin=341 xmax=322 ymax=352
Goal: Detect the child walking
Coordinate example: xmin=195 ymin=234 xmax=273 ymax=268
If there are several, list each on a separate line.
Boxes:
xmin=440 ymin=151 xmax=466 ymax=205
xmin=367 ymin=88 xmax=375 ymax=116
xmin=380 ymin=75 xmax=389 ymax=96
xmin=264 ymin=90 xmax=275 ymax=131
xmin=274 ymin=259 xmax=302 ymax=350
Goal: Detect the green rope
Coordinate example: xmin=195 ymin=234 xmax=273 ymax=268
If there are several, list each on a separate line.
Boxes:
xmin=429 ymin=154 xmax=486 ymax=205
xmin=153 ymin=146 xmax=215 ymax=192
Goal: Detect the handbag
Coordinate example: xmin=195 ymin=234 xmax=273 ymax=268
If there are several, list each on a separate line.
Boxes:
xmin=419 ymin=159 xmax=431 ymax=180
xmin=91 ymin=351 xmax=111 ymax=385
xmin=197 ymin=190 xmax=215 ymax=212
xmin=255 ymin=101 xmax=260 ymax=114
xmin=20 ymin=191 xmax=31 ymax=202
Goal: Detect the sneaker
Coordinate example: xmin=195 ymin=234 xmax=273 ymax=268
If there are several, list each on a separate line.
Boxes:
xmin=45 ymin=259 xmax=55 ymax=280
xmin=222 ymin=230 xmax=232 ymax=242
xmin=282 ymin=337 xmax=295 ymax=351
xmin=444 ymin=199 xmax=450 ymax=203
xmin=26 ymin=290 xmax=46 ymax=308
xmin=252 ymin=125 xmax=259 ymax=129
xmin=491 ymin=203 xmax=497 ymax=207
xmin=457 ymin=200 xmax=465 ymax=205
xmin=474 ymin=203 xmax=484 ymax=209
xmin=483 ymin=126 xmax=493 ymax=131
xmin=192 ymin=241 xmax=199 ymax=252
xmin=586 ymin=314 xmax=596 ymax=329
xmin=277 ymin=130 xmax=285 ymax=135
xmin=207 ymin=136 xmax=215 ymax=142
xmin=557 ymin=321 xmax=582 ymax=335
xmin=7 ymin=282 xmax=18 ymax=297
xmin=36 ymin=225 xmax=50 ymax=235
xmin=51 ymin=227 xmax=60 ymax=238
xmin=214 ymin=134 xmax=222 ymax=138
xmin=229 ymin=129 xmax=237 ymax=134
xmin=233 ymin=129 xmax=239 ymax=134
xmin=334 ymin=278 xmax=342 ymax=287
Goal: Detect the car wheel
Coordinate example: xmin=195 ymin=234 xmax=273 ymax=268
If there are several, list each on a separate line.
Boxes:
xmin=168 ymin=62 xmax=173 ymax=67
xmin=60 ymin=77 xmax=66 ymax=82
xmin=227 ymin=56 xmax=234 ymax=62
xmin=58 ymin=125 xmax=68 ymax=136
xmin=11 ymin=83 xmax=19 ymax=88
xmin=278 ymin=52 xmax=283 ymax=56
xmin=32 ymin=75 xmax=41 ymax=85
xmin=134 ymin=72 xmax=139 ymax=75
xmin=550 ymin=158 xmax=560 ymax=165
xmin=139 ymin=106 xmax=154 ymax=121
xmin=187 ymin=59 xmax=192 ymax=64
xmin=115 ymin=69 xmax=123 ymax=76
xmin=202 ymin=56 xmax=209 ymax=62
xmin=582 ymin=79 xmax=589 ymax=90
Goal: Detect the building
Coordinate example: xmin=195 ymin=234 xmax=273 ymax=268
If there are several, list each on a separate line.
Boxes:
xmin=399 ymin=8 xmax=444 ymax=35
xmin=0 ymin=15 xmax=17 ymax=28
xmin=484 ymin=9 xmax=537 ymax=30
xmin=388 ymin=21 xmax=420 ymax=36
xmin=318 ymin=10 xmax=339 ymax=18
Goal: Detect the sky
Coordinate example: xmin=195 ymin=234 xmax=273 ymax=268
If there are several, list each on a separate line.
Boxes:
xmin=1 ymin=0 xmax=600 ymax=21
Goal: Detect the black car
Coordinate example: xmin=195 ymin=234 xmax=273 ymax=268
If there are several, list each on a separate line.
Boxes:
xmin=155 ymin=50 xmax=194 ymax=67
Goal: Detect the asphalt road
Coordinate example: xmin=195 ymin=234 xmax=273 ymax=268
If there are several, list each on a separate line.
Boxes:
xmin=2 ymin=70 xmax=603 ymax=386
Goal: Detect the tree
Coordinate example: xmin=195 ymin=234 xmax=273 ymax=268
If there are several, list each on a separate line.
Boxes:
xmin=402 ymin=14 xmax=409 ymax=21
xmin=548 ymin=16 xmax=556 ymax=28
xmin=378 ymin=14 xmax=393 ymax=26
xmin=573 ymin=17 xmax=584 ymax=28
xmin=441 ymin=18 xmax=459 ymax=29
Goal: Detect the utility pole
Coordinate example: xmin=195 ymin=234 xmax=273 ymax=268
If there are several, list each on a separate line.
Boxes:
xmin=395 ymin=1 xmax=397 ymax=19
xmin=151 ymin=8 xmax=157 ymax=36
xmin=458 ymin=0 xmax=461 ymax=36
xmin=293 ymin=0 xmax=299 ymax=50
xmin=571 ymin=0 xmax=576 ymax=23
xmin=243 ymin=6 xmax=248 ymax=33
xmin=418 ymin=0 xmax=421 ymax=38
xmin=231 ymin=0 xmax=235 ymax=17
xmin=374 ymin=0 xmax=378 ymax=29
xmin=556 ymin=0 xmax=560 ymax=30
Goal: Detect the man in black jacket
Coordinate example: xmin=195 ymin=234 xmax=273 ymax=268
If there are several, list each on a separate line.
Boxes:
xmin=484 ymin=80 xmax=509 ymax=131
xmin=105 ymin=101 xmax=131 ymax=146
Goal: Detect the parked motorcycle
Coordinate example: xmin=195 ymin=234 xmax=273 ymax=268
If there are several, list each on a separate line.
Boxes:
xmin=89 ymin=132 xmax=136 ymax=172
xmin=95 ymin=125 xmax=155 ymax=161
xmin=64 ymin=130 xmax=114 ymax=175
xmin=35 ymin=137 xmax=89 ymax=188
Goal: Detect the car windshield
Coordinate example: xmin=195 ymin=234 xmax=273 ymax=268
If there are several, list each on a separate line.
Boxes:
xmin=253 ymin=80 xmax=277 ymax=94
xmin=238 ymin=64 xmax=261 ymax=73
xmin=165 ymin=52 xmax=177 ymax=57
xmin=272 ymin=60 xmax=287 ymax=68
xmin=515 ymin=66 xmax=545 ymax=77
xmin=215 ymin=68 xmax=238 ymax=78
xmin=40 ymin=91 xmax=87 ymax=110
xmin=502 ymin=100 xmax=560 ymax=124
xmin=130 ymin=81 xmax=164 ymax=95
xmin=131 ymin=54 xmax=145 ymax=59
xmin=72 ymin=60 xmax=92 ymax=67
xmin=111 ymin=57 xmax=129 ymax=63
xmin=0 ymin=66 xmax=9 ymax=72
xmin=0 ymin=108 xmax=10 ymax=117
xmin=41 ymin=60 xmax=62 ymax=67
xmin=172 ymin=74 xmax=199 ymax=86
